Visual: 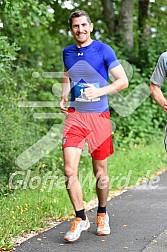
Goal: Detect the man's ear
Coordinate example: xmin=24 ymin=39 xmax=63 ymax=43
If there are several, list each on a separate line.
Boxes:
xmin=69 ymin=28 xmax=73 ymax=36
xmin=90 ymin=23 xmax=94 ymax=32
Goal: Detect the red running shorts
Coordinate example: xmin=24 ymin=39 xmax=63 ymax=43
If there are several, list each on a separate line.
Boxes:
xmin=62 ymin=108 xmax=114 ymax=160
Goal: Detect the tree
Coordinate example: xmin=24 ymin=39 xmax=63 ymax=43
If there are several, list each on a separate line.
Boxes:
xmin=138 ymin=0 xmax=150 ymax=68
xmin=101 ymin=0 xmax=115 ymax=35
xmin=117 ymin=0 xmax=134 ymax=48
xmin=100 ymin=0 xmax=134 ymax=57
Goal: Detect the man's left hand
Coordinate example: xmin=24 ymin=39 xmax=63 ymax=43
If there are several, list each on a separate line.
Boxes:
xmin=83 ymin=84 xmax=100 ymax=100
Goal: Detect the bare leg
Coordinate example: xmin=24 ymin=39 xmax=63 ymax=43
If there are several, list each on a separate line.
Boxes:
xmin=63 ymin=147 xmax=84 ymax=211
xmin=92 ymin=158 xmax=109 ymax=207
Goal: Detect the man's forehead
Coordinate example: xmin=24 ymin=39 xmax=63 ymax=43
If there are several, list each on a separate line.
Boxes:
xmin=72 ymin=16 xmax=89 ymax=24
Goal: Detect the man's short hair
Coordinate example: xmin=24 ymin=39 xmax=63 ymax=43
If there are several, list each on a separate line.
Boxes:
xmin=69 ymin=10 xmax=92 ymax=28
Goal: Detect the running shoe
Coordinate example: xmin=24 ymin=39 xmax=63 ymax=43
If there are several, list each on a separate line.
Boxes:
xmin=96 ymin=212 xmax=111 ymax=236
xmin=64 ymin=215 xmax=90 ymax=242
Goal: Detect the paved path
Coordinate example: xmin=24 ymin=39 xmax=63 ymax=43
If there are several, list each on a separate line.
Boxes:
xmin=15 ymin=172 xmax=167 ymax=252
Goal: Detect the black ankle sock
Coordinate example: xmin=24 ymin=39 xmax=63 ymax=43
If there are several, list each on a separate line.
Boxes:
xmin=97 ymin=205 xmax=106 ymax=214
xmin=75 ymin=209 xmax=86 ymax=220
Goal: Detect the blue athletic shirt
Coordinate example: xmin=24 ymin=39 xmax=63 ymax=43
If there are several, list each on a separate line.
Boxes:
xmin=63 ymin=40 xmax=120 ymax=112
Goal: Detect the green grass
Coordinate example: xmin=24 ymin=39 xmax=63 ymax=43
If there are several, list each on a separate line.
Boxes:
xmin=0 ymin=137 xmax=167 ymax=250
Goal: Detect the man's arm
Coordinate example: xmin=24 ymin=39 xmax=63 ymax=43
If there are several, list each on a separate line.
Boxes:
xmin=59 ymin=68 xmax=70 ymax=115
xmin=150 ymin=52 xmax=167 ymax=112
xmin=150 ymin=83 xmax=167 ymax=112
xmin=83 ymin=64 xmax=128 ymax=100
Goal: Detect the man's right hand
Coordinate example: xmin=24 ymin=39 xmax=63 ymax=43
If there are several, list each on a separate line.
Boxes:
xmin=60 ymin=97 xmax=68 ymax=115
xmin=163 ymin=101 xmax=167 ymax=112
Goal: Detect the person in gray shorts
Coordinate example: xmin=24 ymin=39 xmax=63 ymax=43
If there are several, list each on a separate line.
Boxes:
xmin=150 ymin=51 xmax=167 ymax=150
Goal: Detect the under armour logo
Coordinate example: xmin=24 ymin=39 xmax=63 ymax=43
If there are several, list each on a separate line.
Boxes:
xmin=78 ymin=52 xmax=84 ymax=56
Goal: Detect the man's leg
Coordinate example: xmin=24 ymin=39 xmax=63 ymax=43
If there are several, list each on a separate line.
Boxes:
xmin=164 ymin=124 xmax=167 ymax=152
xmin=92 ymin=158 xmax=111 ymax=236
xmin=63 ymin=146 xmax=84 ymax=211
xmin=92 ymin=158 xmax=109 ymax=208
xmin=63 ymin=147 xmax=90 ymax=242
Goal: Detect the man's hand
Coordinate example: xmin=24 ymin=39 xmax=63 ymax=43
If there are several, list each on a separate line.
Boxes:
xmin=60 ymin=97 xmax=68 ymax=115
xmin=163 ymin=101 xmax=167 ymax=112
xmin=83 ymin=84 xmax=100 ymax=100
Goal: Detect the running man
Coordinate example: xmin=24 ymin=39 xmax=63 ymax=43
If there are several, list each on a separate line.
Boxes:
xmin=60 ymin=9 xmax=129 ymax=242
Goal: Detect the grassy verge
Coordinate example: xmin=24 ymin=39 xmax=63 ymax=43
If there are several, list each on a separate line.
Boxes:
xmin=0 ymin=137 xmax=167 ymax=250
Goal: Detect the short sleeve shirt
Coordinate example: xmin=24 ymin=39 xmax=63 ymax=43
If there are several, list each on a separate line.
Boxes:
xmin=150 ymin=52 xmax=167 ymax=86
xmin=63 ymin=40 xmax=120 ymax=113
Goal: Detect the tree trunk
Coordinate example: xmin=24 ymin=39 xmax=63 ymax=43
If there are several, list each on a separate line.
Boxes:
xmin=117 ymin=0 xmax=134 ymax=48
xmin=138 ymin=0 xmax=150 ymax=37
xmin=138 ymin=0 xmax=151 ymax=67
xmin=101 ymin=0 xmax=115 ymax=35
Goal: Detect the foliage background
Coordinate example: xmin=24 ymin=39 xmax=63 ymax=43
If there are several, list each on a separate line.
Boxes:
xmin=0 ymin=0 xmax=167 ymax=193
